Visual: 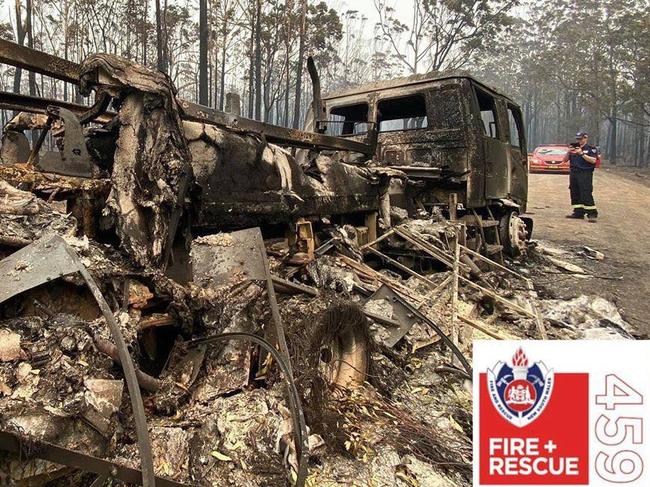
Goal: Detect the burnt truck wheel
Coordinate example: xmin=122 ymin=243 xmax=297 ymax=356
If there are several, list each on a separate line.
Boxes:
xmin=316 ymin=303 xmax=370 ymax=388
xmin=499 ymin=210 xmax=528 ymax=257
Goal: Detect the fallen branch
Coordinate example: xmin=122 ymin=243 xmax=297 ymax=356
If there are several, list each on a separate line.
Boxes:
xmin=458 ymin=314 xmax=506 ymax=340
xmin=271 ymin=275 xmax=319 ymax=297
xmin=460 ymin=244 xmax=530 ymax=284
xmin=93 ymin=337 xmax=162 ymax=392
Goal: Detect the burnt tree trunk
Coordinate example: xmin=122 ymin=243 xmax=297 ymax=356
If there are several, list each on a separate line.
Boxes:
xmin=253 ymin=0 xmax=262 ymax=121
xmin=282 ymin=0 xmax=293 ymax=127
xmin=247 ymin=0 xmax=254 ymax=118
xmin=198 ymin=0 xmax=209 ymax=105
xmin=283 ymin=55 xmax=290 ymax=127
xmin=219 ymin=38 xmax=227 ymax=111
xmin=155 ymin=0 xmax=167 ymax=73
xmin=609 ymin=114 xmax=618 ymax=165
xmin=143 ymin=0 xmax=148 ymax=66
xmin=13 ymin=0 xmax=26 ymax=95
xmin=213 ymin=36 xmax=219 ymax=109
xmin=292 ymin=0 xmax=306 ymax=129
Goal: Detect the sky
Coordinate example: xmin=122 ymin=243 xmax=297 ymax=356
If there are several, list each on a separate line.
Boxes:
xmin=324 ymin=0 xmax=414 ymax=29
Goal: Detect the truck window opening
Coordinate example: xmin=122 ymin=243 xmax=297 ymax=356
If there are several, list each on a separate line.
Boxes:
xmin=508 ymin=106 xmax=524 ymax=148
xmin=327 ymin=103 xmax=369 ymax=136
xmin=377 ymin=94 xmax=428 ymax=133
xmin=477 ymin=90 xmax=499 ymax=139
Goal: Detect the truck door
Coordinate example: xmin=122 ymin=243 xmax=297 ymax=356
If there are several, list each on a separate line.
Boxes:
xmin=476 ymin=87 xmax=510 ymax=200
xmin=506 ymin=104 xmax=528 ymax=209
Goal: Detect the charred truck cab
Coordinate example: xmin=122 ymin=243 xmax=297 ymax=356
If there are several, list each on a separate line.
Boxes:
xmin=308 ymin=73 xmax=532 ymax=256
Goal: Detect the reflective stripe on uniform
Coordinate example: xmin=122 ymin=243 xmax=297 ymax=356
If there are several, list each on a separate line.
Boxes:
xmin=572 ymin=204 xmax=585 ymax=209
xmin=583 ymin=206 xmax=597 ymax=210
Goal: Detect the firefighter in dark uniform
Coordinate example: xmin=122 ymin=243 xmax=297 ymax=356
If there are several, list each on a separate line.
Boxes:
xmin=564 ymin=131 xmax=599 ymax=222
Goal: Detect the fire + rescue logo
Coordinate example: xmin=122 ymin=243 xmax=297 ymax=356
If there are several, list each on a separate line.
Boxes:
xmin=487 ymin=347 xmax=554 ymax=428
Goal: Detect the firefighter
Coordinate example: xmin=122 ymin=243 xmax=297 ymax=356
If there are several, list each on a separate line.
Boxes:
xmin=564 ymin=132 xmax=599 ymax=222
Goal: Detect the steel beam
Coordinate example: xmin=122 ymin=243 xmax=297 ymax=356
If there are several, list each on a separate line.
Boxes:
xmin=0 ymin=91 xmax=113 ymax=124
xmin=0 ymin=39 xmax=79 ymax=83
xmin=0 ymin=39 xmax=374 ymax=154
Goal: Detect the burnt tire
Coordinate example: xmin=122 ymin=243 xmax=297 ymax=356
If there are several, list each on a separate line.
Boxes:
xmin=499 ymin=210 xmax=528 ymax=257
xmin=315 ymin=302 xmax=370 ymax=388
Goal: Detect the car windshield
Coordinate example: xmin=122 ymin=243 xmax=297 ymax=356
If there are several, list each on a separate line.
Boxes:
xmin=536 ymin=147 xmax=567 ymax=156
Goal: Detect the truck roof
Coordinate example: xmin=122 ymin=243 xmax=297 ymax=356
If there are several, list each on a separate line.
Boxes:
xmin=323 ymin=71 xmax=514 ymax=103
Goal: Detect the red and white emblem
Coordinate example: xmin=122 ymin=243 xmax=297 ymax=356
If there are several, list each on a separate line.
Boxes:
xmin=487 ymin=347 xmax=554 ymax=428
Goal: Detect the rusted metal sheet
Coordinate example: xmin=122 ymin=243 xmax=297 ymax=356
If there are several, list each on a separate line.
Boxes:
xmin=366 ymin=284 xmax=472 ymax=377
xmin=191 ymin=228 xmax=294 ymax=379
xmin=191 ymin=229 xmax=267 ymax=286
xmin=36 ymin=106 xmax=96 ymax=177
xmin=364 ymin=284 xmax=418 ymax=347
xmin=0 ymin=233 xmax=79 ymax=303
xmin=0 ymin=39 xmax=373 ymax=155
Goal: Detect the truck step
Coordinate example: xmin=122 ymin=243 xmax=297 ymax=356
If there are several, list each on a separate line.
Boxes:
xmin=461 ymin=216 xmax=499 ymax=228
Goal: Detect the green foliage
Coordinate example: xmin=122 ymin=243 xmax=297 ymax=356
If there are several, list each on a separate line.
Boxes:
xmin=472 ymin=0 xmax=650 ymax=164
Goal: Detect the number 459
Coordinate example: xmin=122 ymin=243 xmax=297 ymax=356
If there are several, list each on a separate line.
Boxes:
xmin=595 ymin=374 xmax=645 ymax=484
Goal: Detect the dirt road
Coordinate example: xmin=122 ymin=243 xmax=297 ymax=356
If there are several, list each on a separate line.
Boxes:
xmin=527 ymin=169 xmax=650 ymax=337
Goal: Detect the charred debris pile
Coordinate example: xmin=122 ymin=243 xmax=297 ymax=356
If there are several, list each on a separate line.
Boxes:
xmin=0 ymin=53 xmax=634 ymax=487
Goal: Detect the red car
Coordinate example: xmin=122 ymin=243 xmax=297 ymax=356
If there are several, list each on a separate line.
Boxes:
xmin=529 ymin=145 xmax=570 ymax=173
